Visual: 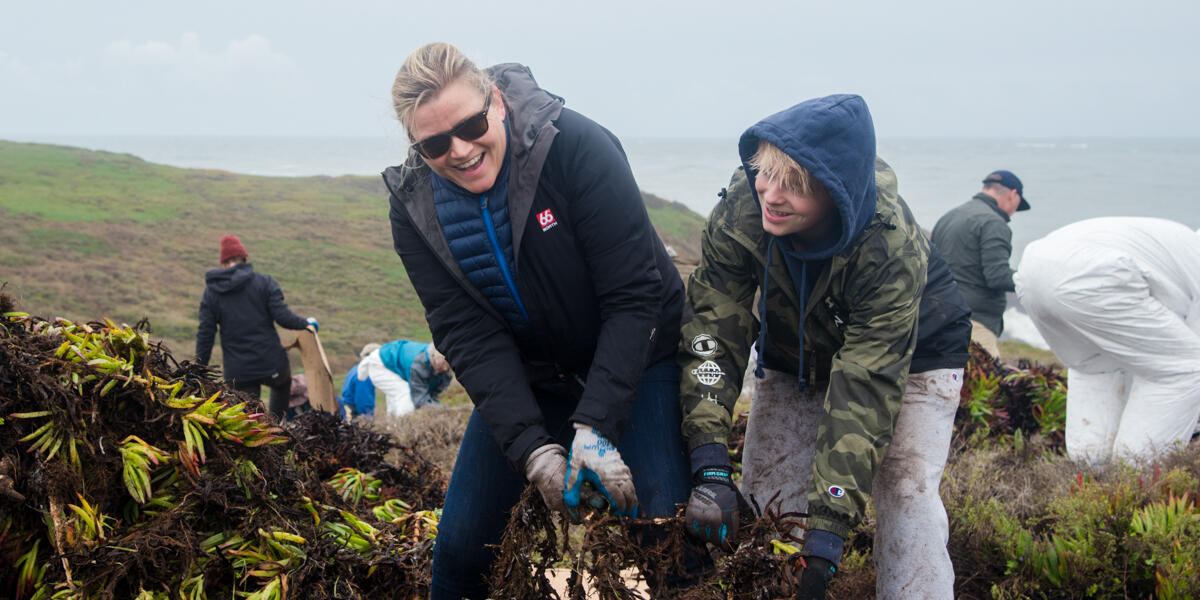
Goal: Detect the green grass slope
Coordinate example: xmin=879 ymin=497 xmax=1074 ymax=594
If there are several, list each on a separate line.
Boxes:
xmin=0 ymin=139 xmax=704 ymax=378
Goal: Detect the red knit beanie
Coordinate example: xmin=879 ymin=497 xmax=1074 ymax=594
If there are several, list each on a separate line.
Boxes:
xmin=219 ymin=234 xmax=249 ymax=264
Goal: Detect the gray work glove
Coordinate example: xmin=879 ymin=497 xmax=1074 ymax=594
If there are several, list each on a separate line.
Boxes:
xmin=564 ymin=424 xmax=638 ymax=517
xmin=524 ymin=443 xmax=568 ymax=514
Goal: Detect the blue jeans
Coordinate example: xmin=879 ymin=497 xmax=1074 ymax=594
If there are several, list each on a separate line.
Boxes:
xmin=430 ymin=359 xmax=691 ymax=599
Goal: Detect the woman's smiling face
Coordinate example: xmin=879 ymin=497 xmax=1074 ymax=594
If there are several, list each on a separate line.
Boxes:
xmin=409 ymin=78 xmax=507 ymax=194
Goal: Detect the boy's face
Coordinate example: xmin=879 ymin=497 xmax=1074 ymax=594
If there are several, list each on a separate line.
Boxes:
xmin=755 ymin=175 xmax=836 ymax=240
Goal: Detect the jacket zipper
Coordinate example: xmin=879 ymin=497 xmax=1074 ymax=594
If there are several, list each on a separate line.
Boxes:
xmin=480 ymin=194 xmax=531 ymax=323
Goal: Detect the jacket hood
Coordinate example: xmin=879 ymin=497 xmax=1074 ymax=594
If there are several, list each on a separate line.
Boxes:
xmin=488 ymin=63 xmax=564 ymax=158
xmin=205 ymin=262 xmax=255 ymax=294
xmin=382 ymin=63 xmax=564 ymax=194
xmin=738 ymin=94 xmax=878 ymax=260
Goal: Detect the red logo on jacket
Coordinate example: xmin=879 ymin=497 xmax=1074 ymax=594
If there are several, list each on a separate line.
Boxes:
xmin=536 ymin=208 xmax=558 ymax=232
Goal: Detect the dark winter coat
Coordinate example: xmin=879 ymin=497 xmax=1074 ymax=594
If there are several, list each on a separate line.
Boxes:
xmin=931 ymin=193 xmax=1016 ymax=335
xmin=381 ymin=64 xmax=684 ymax=470
xmin=195 ymin=262 xmax=309 ymax=381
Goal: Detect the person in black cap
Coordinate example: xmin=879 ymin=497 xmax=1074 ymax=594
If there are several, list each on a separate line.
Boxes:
xmin=931 ymin=170 xmax=1031 ymax=359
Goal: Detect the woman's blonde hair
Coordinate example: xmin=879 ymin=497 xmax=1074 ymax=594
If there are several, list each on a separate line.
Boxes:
xmin=748 ymin=139 xmax=823 ymax=198
xmin=391 ymin=42 xmax=494 ymax=134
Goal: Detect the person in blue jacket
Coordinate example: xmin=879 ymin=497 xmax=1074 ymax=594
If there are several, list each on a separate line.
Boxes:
xmin=338 ymin=343 xmax=381 ymax=419
xmin=359 ymin=339 xmax=452 ymax=416
xmin=384 ymin=42 xmax=691 ymax=598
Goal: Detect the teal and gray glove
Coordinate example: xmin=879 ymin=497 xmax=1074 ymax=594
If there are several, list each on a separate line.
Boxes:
xmin=564 ymin=423 xmax=638 ymax=518
xmin=685 ymin=464 xmax=751 ymax=548
xmin=524 ymin=443 xmax=568 ymax=514
xmin=305 ymin=317 xmax=319 ymax=333
xmin=685 ymin=443 xmax=752 ymax=548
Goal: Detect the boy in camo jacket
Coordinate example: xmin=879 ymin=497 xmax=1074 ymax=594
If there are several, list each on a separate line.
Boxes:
xmin=679 ymin=95 xmax=971 ymax=599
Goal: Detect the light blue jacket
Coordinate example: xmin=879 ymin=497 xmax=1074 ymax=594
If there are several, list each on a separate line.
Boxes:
xmin=378 ymin=340 xmax=450 ymax=408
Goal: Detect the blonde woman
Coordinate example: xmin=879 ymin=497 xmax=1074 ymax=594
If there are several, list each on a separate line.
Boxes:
xmin=383 ymin=43 xmax=692 ymax=598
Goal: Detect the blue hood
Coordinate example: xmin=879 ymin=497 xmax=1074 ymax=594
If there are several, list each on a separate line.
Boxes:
xmin=738 ymin=94 xmax=877 ymax=260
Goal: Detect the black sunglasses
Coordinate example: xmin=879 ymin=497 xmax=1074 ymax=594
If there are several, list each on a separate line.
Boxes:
xmin=411 ymin=93 xmax=492 ymax=159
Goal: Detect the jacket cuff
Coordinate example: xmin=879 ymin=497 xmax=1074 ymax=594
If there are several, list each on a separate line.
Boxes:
xmin=802 ymin=529 xmax=846 ymax=566
xmin=507 ymin=425 xmax=555 ymax=470
xmin=685 ymin=431 xmax=729 ymax=454
xmin=688 ymin=443 xmax=731 ymax=475
xmin=807 ymin=512 xmax=852 ymax=540
xmin=567 ymin=413 xmax=621 ymax=448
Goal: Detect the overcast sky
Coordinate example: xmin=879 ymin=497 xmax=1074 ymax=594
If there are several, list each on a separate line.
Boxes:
xmin=2 ymin=1 xmax=1197 ymax=141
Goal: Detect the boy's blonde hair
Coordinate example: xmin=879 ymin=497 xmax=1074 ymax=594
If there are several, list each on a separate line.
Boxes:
xmin=391 ymin=42 xmax=494 ymax=134
xmin=748 ymin=140 xmax=823 ymax=198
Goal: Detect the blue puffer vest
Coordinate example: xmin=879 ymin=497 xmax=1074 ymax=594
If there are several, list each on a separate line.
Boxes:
xmin=432 ymin=151 xmax=531 ymax=337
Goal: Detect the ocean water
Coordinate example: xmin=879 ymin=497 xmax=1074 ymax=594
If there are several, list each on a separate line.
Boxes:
xmin=15 ymin=134 xmax=1200 ymax=268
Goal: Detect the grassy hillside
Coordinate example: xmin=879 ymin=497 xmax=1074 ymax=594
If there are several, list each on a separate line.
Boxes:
xmin=0 ymin=139 xmax=704 ymax=377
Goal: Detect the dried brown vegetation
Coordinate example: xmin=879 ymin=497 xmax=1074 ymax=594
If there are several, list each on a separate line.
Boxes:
xmin=6 ymin=284 xmax=1199 ymax=599
xmin=0 ymin=294 xmax=445 ymax=599
xmin=370 ymin=404 xmax=472 ymax=474
xmin=489 ymin=488 xmax=812 ymax=599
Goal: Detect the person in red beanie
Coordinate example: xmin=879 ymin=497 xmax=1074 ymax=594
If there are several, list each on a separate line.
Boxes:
xmin=219 ymin=234 xmax=249 ymax=265
xmin=195 ymin=234 xmax=319 ymax=420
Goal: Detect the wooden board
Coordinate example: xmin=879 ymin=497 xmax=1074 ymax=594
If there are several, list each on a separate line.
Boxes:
xmin=289 ymin=330 xmax=337 ymax=414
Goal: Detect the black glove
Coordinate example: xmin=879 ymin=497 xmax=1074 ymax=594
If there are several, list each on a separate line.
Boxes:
xmin=795 ymin=555 xmax=836 ymax=600
xmin=684 ymin=465 xmax=749 ymax=548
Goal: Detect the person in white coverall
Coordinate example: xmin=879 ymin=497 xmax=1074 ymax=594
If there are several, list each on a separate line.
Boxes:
xmin=1016 ymin=217 xmax=1200 ymax=464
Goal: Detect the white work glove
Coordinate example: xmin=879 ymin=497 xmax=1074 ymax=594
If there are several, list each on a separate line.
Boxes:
xmin=524 ymin=443 xmax=568 ymax=514
xmin=564 ymin=423 xmax=638 ymax=518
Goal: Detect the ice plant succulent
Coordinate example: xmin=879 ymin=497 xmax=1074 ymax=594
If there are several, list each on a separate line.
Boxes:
xmin=119 ymin=436 xmax=172 ymax=504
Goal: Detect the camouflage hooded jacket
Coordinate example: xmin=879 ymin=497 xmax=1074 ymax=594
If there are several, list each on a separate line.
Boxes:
xmin=679 ymin=95 xmax=940 ymax=538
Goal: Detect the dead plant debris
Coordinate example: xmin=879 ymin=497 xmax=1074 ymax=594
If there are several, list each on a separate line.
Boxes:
xmin=0 ymin=294 xmax=445 ymax=599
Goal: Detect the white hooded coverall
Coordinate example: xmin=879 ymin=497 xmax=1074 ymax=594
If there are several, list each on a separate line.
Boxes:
xmin=358 ymin=349 xmax=414 ymax=417
xmin=1016 ymin=217 xmax=1200 ymax=464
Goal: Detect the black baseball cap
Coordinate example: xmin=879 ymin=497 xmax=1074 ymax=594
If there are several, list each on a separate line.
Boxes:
xmin=982 ymin=170 xmax=1030 ymax=211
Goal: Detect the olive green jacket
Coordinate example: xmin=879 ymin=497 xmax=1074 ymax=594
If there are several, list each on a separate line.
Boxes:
xmin=679 ymin=158 xmax=929 ymax=537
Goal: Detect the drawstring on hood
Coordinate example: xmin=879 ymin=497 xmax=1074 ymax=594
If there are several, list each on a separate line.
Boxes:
xmin=754 ymin=238 xmax=772 ymax=380
xmin=753 ymin=237 xmax=810 ymax=391
xmin=740 ymin=94 xmax=879 ymax=391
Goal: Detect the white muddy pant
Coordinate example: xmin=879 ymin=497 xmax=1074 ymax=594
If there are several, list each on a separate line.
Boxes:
xmin=741 ymin=368 xmax=961 ymax=600
xmin=359 ymin=350 xmax=414 ymax=418
xmin=1016 ymin=219 xmax=1200 ymax=464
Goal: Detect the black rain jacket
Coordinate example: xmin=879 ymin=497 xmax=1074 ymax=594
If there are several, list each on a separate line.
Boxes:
xmin=195 ymin=262 xmax=308 ymax=381
xmin=381 ymin=64 xmax=684 ymax=469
